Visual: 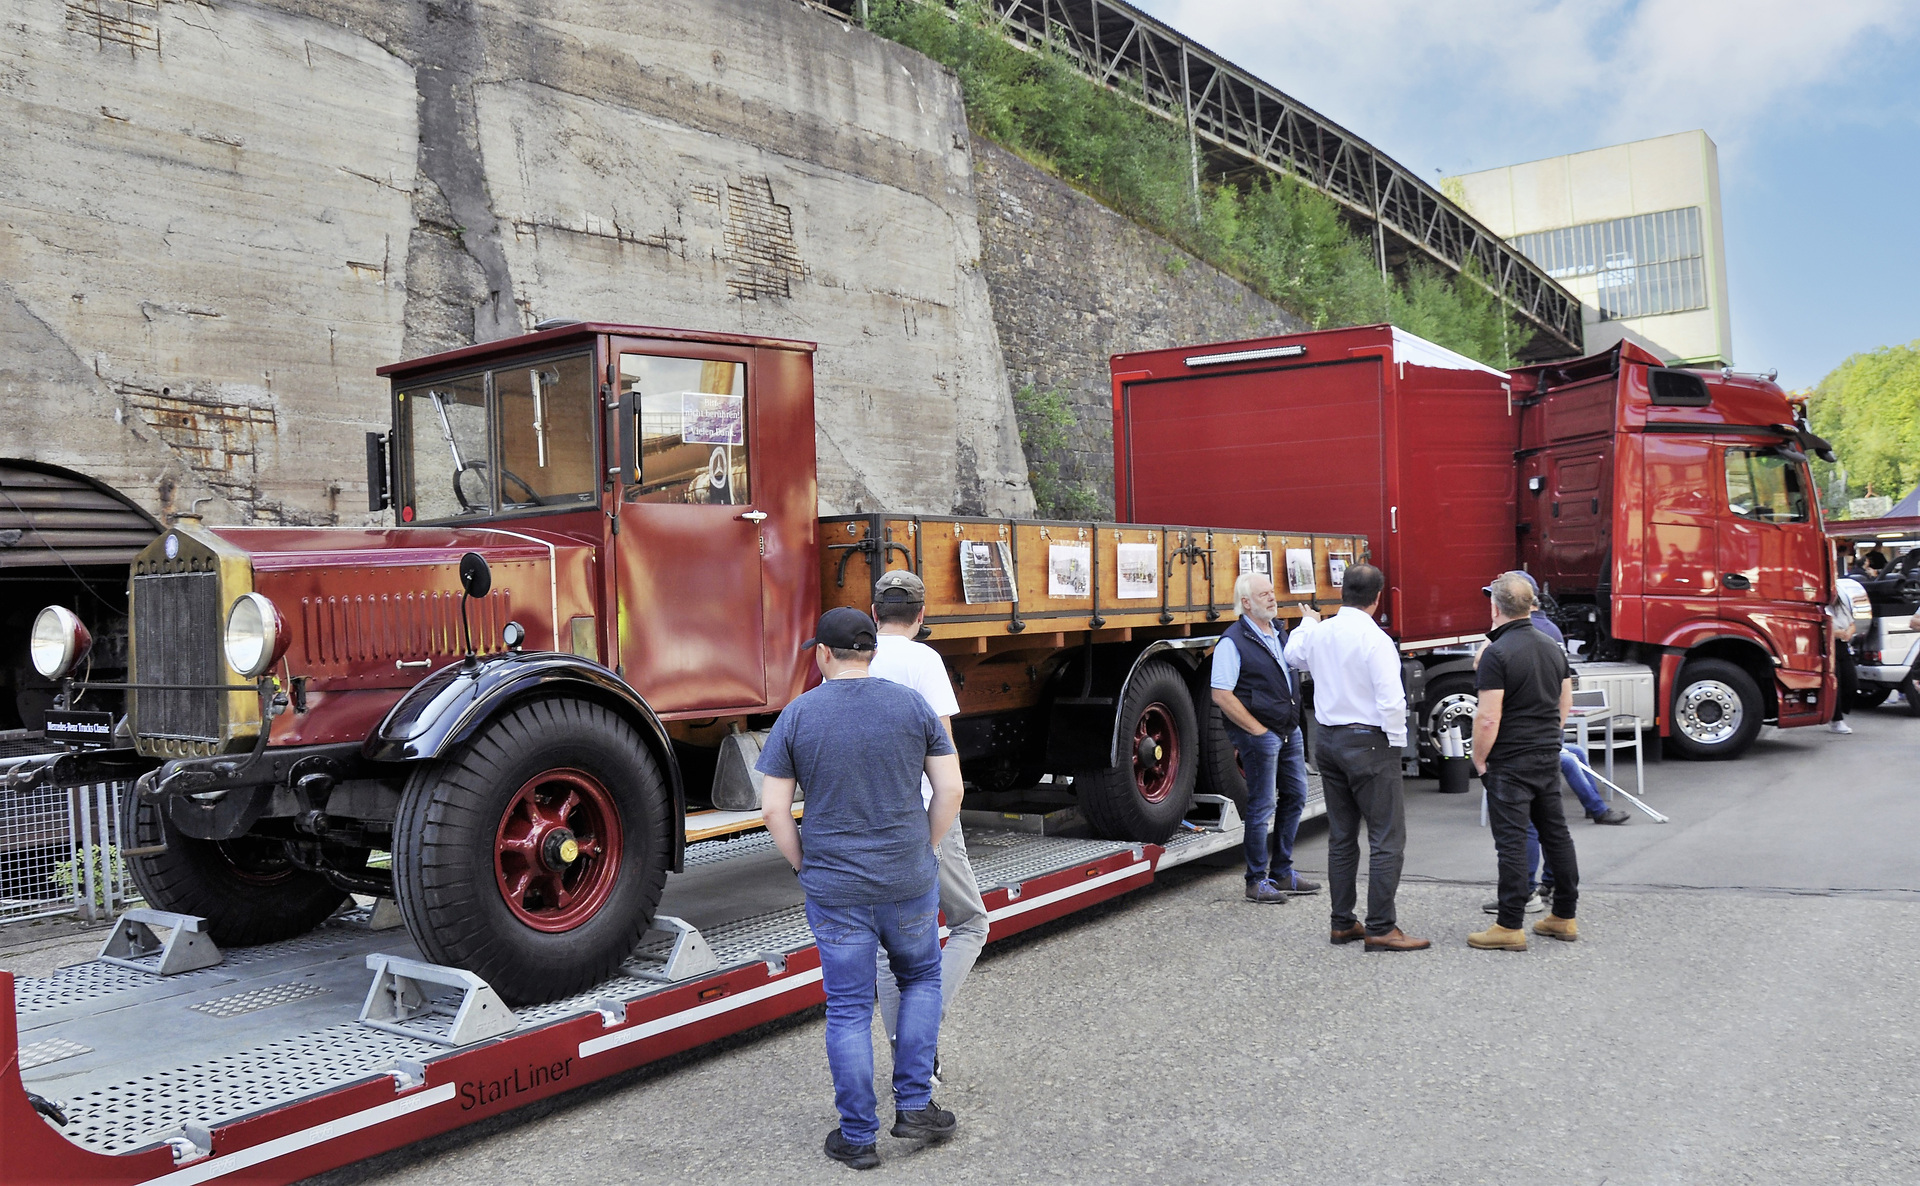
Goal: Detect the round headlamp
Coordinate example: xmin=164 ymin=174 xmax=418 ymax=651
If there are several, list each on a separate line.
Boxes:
xmin=224 ymin=593 xmax=286 ymax=678
xmin=30 ymin=605 xmax=92 ymax=680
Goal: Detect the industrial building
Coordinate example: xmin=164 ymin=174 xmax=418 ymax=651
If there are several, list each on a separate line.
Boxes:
xmin=1449 ymin=130 xmax=1732 ymax=368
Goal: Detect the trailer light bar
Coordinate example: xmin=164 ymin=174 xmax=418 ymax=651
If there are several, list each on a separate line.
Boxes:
xmin=1184 ymin=345 xmax=1306 ymax=367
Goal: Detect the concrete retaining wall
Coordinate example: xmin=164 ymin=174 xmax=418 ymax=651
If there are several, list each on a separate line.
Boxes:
xmin=0 ymin=0 xmax=1033 ymax=522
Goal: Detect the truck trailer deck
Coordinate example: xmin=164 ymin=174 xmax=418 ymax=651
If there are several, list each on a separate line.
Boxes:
xmin=3 ymin=807 xmax=1247 ymax=1184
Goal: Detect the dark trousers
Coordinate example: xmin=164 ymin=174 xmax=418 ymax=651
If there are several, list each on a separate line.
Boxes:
xmin=1486 ymin=751 xmax=1579 ymax=929
xmin=1834 ymin=640 xmax=1858 ymax=720
xmin=1317 ymin=726 xmax=1405 ymax=936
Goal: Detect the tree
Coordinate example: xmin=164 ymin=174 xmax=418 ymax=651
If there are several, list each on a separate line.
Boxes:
xmin=1807 ymin=341 xmax=1920 ymax=515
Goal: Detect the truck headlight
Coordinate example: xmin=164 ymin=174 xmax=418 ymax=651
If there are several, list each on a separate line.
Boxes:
xmin=30 ymin=606 xmax=92 ymax=679
xmin=224 ymin=593 xmax=286 ymax=678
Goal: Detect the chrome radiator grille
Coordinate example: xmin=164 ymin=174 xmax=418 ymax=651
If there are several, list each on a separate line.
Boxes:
xmin=133 ymin=571 xmax=223 ymax=742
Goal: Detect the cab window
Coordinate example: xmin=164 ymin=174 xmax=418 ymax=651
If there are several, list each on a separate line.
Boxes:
xmin=619 ymin=355 xmax=749 ymax=505
xmin=398 ymin=352 xmax=596 ymax=521
xmin=494 ymin=355 xmax=596 ymax=509
xmin=1724 ymin=448 xmax=1809 ymax=524
xmin=403 ymin=373 xmax=488 ymax=520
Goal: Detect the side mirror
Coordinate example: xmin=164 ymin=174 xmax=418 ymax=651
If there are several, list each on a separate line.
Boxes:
xmin=366 ymin=431 xmax=391 ymax=512
xmin=459 ymin=552 xmax=492 ymax=599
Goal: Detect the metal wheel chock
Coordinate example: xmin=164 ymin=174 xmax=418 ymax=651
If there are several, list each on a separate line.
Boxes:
xmin=359 ymin=954 xmax=519 ymax=1047
xmin=624 ymin=916 xmax=721 ymax=983
xmin=97 ymin=909 xmax=223 ymax=976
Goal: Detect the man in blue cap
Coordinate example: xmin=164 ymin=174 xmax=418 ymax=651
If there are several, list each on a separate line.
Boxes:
xmin=759 ymin=607 xmax=966 ymax=1170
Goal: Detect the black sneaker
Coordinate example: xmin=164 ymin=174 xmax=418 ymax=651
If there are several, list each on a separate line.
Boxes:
xmin=1590 ymin=808 xmax=1631 ymax=825
xmin=892 ymin=1102 xmax=957 ymax=1141
xmin=1275 ymin=870 xmax=1322 ymax=895
xmin=825 ymin=1128 xmax=880 ymax=1170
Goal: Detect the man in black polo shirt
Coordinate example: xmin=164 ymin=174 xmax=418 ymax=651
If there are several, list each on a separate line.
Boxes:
xmin=1468 ymin=572 xmax=1580 ymax=950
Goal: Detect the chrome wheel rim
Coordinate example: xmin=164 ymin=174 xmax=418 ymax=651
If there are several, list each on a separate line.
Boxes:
xmin=1676 ymin=679 xmax=1742 ymax=746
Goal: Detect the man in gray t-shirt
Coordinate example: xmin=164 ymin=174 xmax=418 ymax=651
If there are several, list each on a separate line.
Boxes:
xmin=758 ymin=607 xmax=965 ymax=1168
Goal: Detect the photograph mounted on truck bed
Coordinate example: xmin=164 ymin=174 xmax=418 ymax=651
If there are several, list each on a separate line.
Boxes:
xmin=1112 ymin=325 xmax=1840 ymax=762
xmin=10 ymin=323 xmax=1360 ymax=1007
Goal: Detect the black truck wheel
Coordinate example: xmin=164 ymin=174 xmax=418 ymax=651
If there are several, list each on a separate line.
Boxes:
xmin=391 ymin=697 xmax=671 ymax=1006
xmin=1852 ymin=685 xmax=1892 ymax=711
xmin=1667 ymin=659 xmax=1762 ymax=760
xmin=120 ymin=791 xmax=355 ymax=947
xmin=1078 ymin=660 xmax=1198 ymax=843
xmin=1417 ymin=672 xmax=1479 ymax=772
xmin=1196 ymin=698 xmax=1248 ymax=816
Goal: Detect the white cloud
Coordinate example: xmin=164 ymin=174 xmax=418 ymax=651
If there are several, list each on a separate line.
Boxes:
xmin=1132 ymin=0 xmax=1919 ymax=169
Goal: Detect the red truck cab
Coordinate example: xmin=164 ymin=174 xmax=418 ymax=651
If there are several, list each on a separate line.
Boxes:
xmin=1113 ymin=326 xmax=1836 ymax=760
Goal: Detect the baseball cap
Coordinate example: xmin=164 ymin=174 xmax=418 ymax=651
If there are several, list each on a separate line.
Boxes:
xmin=873 ymin=570 xmax=926 ymax=604
xmin=1481 ymin=571 xmax=1540 ymax=599
xmin=804 ymin=606 xmax=877 ymax=652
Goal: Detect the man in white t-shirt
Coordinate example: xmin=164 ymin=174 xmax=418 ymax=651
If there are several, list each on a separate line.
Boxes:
xmin=868 ymin=570 xmax=989 ymax=1080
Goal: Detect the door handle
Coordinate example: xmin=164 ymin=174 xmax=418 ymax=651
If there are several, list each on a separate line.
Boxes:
xmin=1723 ymin=573 xmax=1752 ymax=590
xmin=737 ymin=511 xmax=768 ymax=523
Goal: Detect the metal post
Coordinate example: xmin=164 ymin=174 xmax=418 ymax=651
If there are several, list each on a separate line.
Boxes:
xmin=1180 ymin=48 xmax=1200 ymax=221
xmin=78 ymin=784 xmax=98 ymax=922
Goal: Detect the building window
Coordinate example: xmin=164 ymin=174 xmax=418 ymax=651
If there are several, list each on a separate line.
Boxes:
xmin=1514 ymin=207 xmax=1708 ymax=322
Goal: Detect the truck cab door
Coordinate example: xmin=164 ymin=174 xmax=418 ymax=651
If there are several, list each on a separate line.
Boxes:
xmin=610 ymin=345 xmax=768 ymax=713
xmin=1641 ymin=434 xmax=1720 ymax=639
xmin=1716 ymin=442 xmax=1826 ymax=673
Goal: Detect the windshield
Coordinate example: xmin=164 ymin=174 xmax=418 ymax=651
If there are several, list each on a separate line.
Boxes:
xmin=398 ymin=352 xmax=597 ymax=521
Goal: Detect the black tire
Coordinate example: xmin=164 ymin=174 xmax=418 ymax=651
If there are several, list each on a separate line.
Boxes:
xmin=1077 ymin=660 xmax=1198 ymax=843
xmin=1196 ymin=698 xmax=1248 ymax=816
xmin=1666 ymin=658 xmax=1763 ymax=760
xmin=391 ymin=697 xmax=671 ymax=1006
xmin=1852 ymin=685 xmax=1892 ymax=711
xmin=120 ymin=790 xmax=354 ymax=947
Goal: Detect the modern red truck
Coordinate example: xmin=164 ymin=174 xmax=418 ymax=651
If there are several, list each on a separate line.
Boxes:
xmin=12 ymin=321 xmax=1358 ymax=1008
xmin=1112 ymin=324 xmax=1839 ymax=762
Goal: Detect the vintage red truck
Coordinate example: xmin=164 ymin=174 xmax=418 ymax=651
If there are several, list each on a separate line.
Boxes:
xmin=1112 ymin=325 xmax=1840 ymax=761
xmin=15 ymin=321 xmax=1359 ymax=1005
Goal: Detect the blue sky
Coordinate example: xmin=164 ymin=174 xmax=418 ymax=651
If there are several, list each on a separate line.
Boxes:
xmin=1131 ymin=0 xmax=1920 ymax=391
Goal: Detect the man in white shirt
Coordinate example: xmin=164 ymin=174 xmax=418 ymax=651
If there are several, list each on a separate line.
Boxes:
xmin=1283 ymin=563 xmax=1429 ymax=952
xmin=867 ymin=570 xmax=990 ymax=1076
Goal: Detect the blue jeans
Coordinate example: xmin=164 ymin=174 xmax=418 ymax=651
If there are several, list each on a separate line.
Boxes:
xmin=1533 ymin=746 xmax=1610 ymax=887
xmin=805 ymin=883 xmax=943 ymax=1145
xmin=1559 ymin=745 xmax=1609 ymax=817
xmin=1225 ymin=723 xmax=1308 ymax=882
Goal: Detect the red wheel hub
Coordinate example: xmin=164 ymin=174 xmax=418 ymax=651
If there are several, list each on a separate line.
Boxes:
xmin=494 ymin=768 xmax=623 ymax=932
xmin=1132 ymin=703 xmax=1181 ymax=804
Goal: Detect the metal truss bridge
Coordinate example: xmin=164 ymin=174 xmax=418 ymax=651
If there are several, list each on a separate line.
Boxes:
xmin=807 ymin=0 xmax=1585 ymax=360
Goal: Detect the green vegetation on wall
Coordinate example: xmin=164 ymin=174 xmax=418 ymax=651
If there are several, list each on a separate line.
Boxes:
xmin=1012 ymin=384 xmax=1106 ymax=519
xmin=865 ymin=0 xmax=1528 ymax=369
xmin=1808 ymin=341 xmax=1920 ymax=516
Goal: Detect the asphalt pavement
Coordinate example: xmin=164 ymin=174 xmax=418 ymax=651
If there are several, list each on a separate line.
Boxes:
xmin=287 ymin=705 xmax=1918 ymax=1186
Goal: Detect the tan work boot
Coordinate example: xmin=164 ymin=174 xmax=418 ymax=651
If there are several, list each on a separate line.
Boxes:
xmin=1533 ymin=914 xmax=1579 ymax=942
xmin=1468 ymin=923 xmax=1528 ymax=951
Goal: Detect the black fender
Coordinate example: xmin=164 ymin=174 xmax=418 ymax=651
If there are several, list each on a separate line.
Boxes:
xmin=365 ymin=653 xmax=686 ymax=872
xmin=1045 ymin=637 xmax=1220 ymax=770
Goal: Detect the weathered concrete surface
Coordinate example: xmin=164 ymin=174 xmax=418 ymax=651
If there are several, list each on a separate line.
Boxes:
xmin=0 ymin=0 xmax=1033 ymax=522
xmin=973 ymin=137 xmax=1307 ymax=516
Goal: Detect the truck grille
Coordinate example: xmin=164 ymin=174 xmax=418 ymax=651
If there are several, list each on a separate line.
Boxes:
xmin=133 ymin=570 xmax=223 ymax=742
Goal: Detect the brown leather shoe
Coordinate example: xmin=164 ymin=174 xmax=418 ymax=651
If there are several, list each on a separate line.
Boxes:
xmin=1359 ymin=925 xmax=1436 ymax=951
xmin=1363 ymin=927 xmax=1431 ymax=952
xmin=1329 ymin=922 xmax=1366 ymax=944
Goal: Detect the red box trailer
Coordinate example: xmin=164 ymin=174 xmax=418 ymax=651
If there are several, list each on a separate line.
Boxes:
xmin=1112 ymin=325 xmax=1516 ymax=647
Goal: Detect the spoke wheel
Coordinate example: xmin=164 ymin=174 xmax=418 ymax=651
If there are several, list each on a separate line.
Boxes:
xmin=494 ymin=768 xmax=623 ymax=933
xmin=1078 ymin=659 xmax=1198 ymax=843
xmin=1132 ymin=704 xmax=1181 ymax=804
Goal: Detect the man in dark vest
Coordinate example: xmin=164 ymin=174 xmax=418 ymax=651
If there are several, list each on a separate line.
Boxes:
xmin=1210 ymin=571 xmax=1320 ymax=903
